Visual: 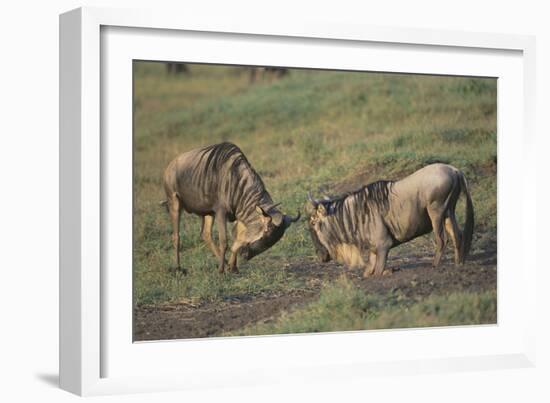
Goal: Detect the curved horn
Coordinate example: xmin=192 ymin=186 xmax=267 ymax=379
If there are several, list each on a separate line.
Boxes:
xmin=268 ymin=202 xmax=282 ymax=211
xmin=289 ymin=210 xmax=301 ymax=222
xmin=284 ymin=210 xmax=301 ymax=226
xmin=307 ymin=192 xmax=317 ymax=206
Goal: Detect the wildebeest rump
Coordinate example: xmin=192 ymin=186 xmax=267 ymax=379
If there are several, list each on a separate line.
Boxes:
xmin=307 ymin=164 xmax=474 ymax=277
xmin=162 ymin=143 xmax=300 ymax=273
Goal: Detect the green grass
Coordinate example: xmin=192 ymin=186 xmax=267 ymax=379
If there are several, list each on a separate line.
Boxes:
xmin=228 ymin=277 xmax=497 ymax=336
xmin=133 ymin=62 xmax=497 ymax=308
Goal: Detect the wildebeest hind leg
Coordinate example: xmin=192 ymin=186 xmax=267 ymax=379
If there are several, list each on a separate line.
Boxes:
xmin=227 ymin=241 xmax=244 ymax=274
xmin=445 ymin=214 xmax=461 ymax=265
xmin=428 ymin=208 xmax=446 ymax=268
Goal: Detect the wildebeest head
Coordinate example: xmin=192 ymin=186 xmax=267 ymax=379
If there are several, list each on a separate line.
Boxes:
xmin=239 ymin=205 xmax=301 ymax=260
xmin=306 ymin=193 xmax=332 ymax=262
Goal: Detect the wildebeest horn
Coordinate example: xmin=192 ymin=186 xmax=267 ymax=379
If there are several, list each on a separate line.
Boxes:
xmin=268 ymin=202 xmax=282 ymax=211
xmin=284 ymin=211 xmax=301 ymax=226
xmin=289 ymin=211 xmax=301 ymax=222
xmin=307 ymin=192 xmax=317 ymax=206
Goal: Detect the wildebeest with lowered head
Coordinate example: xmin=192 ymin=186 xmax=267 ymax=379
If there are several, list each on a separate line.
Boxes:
xmin=307 ymin=164 xmax=474 ymax=277
xmin=161 ymin=142 xmax=300 ymax=273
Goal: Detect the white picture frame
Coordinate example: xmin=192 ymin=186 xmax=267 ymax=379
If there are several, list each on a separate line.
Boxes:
xmin=59 ymin=6 xmax=537 ymax=396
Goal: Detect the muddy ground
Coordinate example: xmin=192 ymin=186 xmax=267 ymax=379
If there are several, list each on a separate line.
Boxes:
xmin=134 ymin=240 xmax=496 ymax=342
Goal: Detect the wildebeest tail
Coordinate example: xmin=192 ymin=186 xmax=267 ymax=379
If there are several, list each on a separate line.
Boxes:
xmin=458 ymin=171 xmax=474 ymax=264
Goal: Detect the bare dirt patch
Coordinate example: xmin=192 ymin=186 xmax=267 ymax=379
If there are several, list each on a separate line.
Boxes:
xmin=134 ymin=240 xmax=496 ymax=341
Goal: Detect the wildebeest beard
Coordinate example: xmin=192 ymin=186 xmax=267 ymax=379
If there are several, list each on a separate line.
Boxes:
xmin=239 ymin=223 xmax=287 ymax=260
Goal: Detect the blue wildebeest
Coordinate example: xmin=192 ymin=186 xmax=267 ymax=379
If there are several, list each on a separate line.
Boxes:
xmin=307 ymin=164 xmax=474 ymax=277
xmin=161 ymin=142 xmax=300 ymax=273
xmin=165 ymin=62 xmax=190 ymax=74
xmin=248 ymin=67 xmax=289 ymax=84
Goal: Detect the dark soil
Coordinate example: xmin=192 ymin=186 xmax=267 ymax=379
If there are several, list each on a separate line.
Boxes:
xmin=134 ymin=241 xmax=496 ymax=342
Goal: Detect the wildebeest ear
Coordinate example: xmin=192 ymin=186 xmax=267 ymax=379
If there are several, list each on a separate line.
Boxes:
xmin=317 ymin=203 xmax=327 ymax=217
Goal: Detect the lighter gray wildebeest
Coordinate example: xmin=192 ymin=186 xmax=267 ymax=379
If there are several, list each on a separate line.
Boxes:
xmin=161 ymin=142 xmax=300 ymax=274
xmin=307 ymin=164 xmax=474 ymax=277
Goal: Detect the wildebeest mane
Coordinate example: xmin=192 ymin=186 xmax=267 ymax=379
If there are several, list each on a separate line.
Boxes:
xmin=321 ymin=180 xmax=393 ymax=215
xmin=317 ymin=180 xmax=394 ymax=245
xmin=190 ymin=142 xmax=272 ymax=220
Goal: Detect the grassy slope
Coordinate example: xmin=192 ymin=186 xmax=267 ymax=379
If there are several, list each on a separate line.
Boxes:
xmin=228 ymin=277 xmax=497 ymax=336
xmin=133 ymin=62 xmax=497 ymax=325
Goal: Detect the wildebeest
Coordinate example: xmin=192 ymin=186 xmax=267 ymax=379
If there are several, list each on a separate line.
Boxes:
xmin=165 ymin=62 xmax=190 ymax=75
xmin=161 ymin=142 xmax=300 ymax=273
xmin=307 ymin=164 xmax=474 ymax=277
xmin=248 ymin=67 xmax=289 ymax=84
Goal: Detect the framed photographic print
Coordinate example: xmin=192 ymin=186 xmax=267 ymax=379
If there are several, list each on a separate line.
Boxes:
xmin=60 ymin=6 xmax=537 ymax=396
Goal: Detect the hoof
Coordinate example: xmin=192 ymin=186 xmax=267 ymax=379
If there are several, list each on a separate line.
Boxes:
xmin=362 ymin=270 xmax=374 ymax=278
xmin=382 ymin=269 xmax=393 ymax=276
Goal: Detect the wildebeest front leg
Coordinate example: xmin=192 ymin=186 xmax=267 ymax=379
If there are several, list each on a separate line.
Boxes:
xmin=227 ymin=221 xmax=249 ymax=273
xmin=201 ymin=215 xmax=221 ymax=259
xmin=227 ymin=241 xmax=244 ymax=273
xmin=215 ymin=210 xmax=228 ymax=273
xmin=363 ymin=250 xmax=377 ymax=277
xmin=168 ymin=193 xmax=182 ymax=269
xmin=373 ymin=246 xmax=389 ymax=276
